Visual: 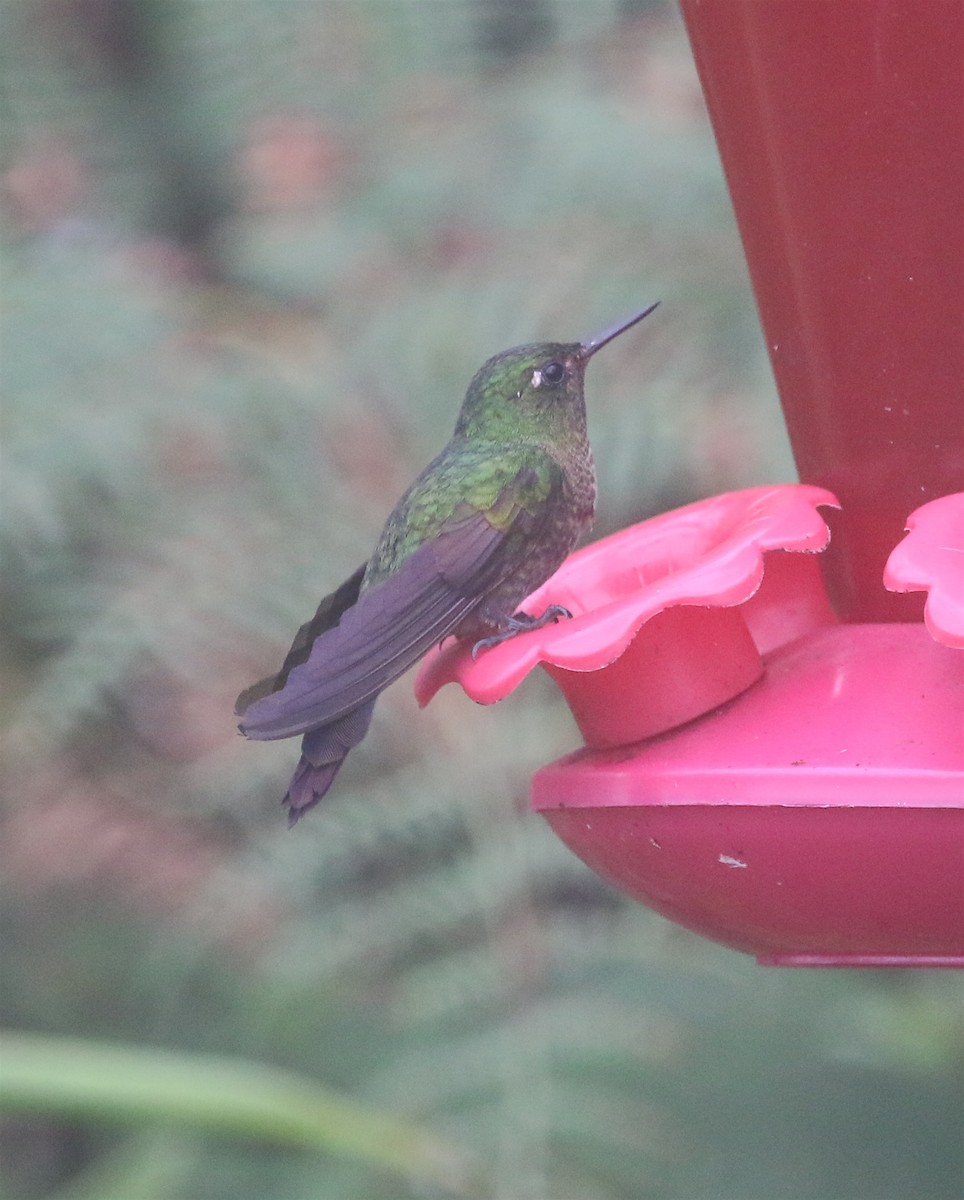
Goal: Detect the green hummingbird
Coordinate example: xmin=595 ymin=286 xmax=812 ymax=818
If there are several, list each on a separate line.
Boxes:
xmin=236 ymin=303 xmax=659 ymax=823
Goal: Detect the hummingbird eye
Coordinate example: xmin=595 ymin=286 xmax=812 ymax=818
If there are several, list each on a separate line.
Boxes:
xmin=536 ymin=361 xmax=566 ymax=387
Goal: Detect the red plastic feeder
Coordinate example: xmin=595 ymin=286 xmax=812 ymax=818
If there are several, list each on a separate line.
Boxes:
xmin=419 ymin=0 xmax=964 ymax=966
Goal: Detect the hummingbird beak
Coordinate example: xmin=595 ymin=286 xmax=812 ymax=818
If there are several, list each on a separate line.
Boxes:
xmin=579 ymin=301 xmax=660 ymax=362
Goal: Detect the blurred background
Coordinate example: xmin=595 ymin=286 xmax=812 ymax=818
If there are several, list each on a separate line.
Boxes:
xmin=1 ymin=1 xmax=961 ymax=1197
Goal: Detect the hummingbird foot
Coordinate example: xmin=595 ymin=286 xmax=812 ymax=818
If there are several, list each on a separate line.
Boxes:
xmin=471 ymin=604 xmax=572 ymax=659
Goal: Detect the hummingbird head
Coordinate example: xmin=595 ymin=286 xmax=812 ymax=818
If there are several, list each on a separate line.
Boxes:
xmin=453 ymin=303 xmax=659 ymax=446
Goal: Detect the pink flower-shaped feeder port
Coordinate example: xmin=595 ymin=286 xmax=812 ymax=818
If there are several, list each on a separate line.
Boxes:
xmin=417 ymin=485 xmax=839 ymax=749
xmin=884 ymin=492 xmax=964 ymax=649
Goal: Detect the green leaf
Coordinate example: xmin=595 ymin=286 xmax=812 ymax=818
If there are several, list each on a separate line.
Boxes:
xmin=0 ymin=1031 xmax=479 ymax=1196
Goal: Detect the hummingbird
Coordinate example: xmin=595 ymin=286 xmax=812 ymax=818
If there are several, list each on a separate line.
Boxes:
xmin=236 ymin=303 xmax=659 ymax=824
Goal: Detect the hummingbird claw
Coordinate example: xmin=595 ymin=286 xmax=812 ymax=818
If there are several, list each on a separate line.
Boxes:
xmin=470 ymin=604 xmax=572 ymax=658
xmin=533 ymin=604 xmax=573 ymax=625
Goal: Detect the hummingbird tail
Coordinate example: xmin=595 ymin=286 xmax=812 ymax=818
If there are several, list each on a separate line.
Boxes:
xmin=285 ymin=757 xmax=345 ymax=825
xmin=283 ymin=699 xmax=376 ymax=826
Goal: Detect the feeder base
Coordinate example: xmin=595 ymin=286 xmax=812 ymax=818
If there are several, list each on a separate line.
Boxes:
xmin=533 ymin=624 xmax=964 ymax=966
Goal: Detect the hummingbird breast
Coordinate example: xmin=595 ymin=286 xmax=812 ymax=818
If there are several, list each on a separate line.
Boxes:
xmin=457 ymin=441 xmax=596 ymax=638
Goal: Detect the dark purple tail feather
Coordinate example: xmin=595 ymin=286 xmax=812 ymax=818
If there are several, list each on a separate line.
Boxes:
xmin=285 ymin=758 xmax=346 ymax=826
xmin=283 ymin=699 xmax=376 ymax=825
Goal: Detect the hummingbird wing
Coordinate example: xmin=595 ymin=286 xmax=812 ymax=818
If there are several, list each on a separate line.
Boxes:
xmin=235 ymin=564 xmax=367 ymax=713
xmin=237 ymin=460 xmax=563 ymax=740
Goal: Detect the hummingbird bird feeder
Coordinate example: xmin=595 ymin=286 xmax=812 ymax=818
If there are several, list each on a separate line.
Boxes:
xmin=418 ymin=0 xmax=964 ymax=966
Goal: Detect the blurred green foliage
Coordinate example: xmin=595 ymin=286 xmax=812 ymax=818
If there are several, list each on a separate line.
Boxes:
xmin=1 ymin=2 xmax=961 ymax=1198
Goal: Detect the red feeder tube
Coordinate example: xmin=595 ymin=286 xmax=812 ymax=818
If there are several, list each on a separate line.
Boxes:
xmin=679 ymin=0 xmax=964 ymax=622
